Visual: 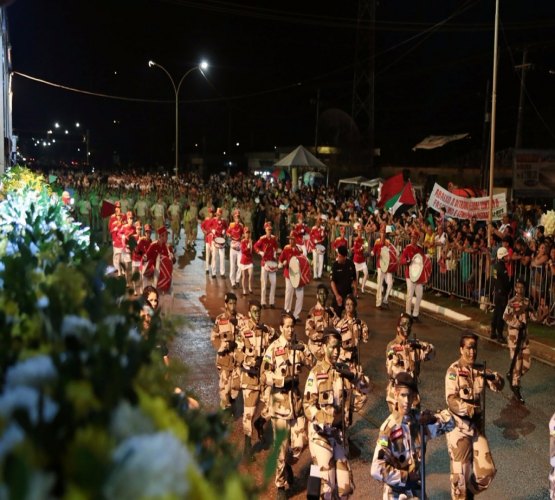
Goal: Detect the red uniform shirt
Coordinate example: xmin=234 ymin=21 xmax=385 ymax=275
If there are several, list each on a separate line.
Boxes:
xmin=210 ymin=217 xmax=228 ymax=239
xmin=293 ymin=222 xmax=309 ymax=246
xmin=227 ymin=221 xmax=244 ymax=248
xmin=333 ymin=236 xmax=348 ymax=252
xmin=310 ymin=225 xmax=325 ymax=245
xmin=253 ymin=234 xmax=279 ymax=264
xmin=351 ymin=236 xmax=367 ymax=264
xmin=240 ymin=239 xmax=253 ymax=265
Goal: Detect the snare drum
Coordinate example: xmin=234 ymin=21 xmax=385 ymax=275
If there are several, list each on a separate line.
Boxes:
xmin=230 ymin=239 xmax=241 ymax=251
xmin=263 ymin=260 xmax=278 ymax=273
xmin=214 ymin=237 xmax=226 ymax=249
xmin=315 ymin=244 xmax=326 ymax=255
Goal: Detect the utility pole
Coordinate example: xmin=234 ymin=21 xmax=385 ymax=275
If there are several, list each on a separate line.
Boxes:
xmin=514 ymin=47 xmax=532 ymax=150
xmin=314 ymin=88 xmax=320 ymax=153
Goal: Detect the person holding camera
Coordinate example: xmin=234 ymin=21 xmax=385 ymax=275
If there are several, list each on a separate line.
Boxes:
xmin=303 ymin=328 xmax=369 ymax=499
xmin=385 ymin=313 xmax=435 ymax=413
xmin=260 ymin=312 xmax=313 ymax=500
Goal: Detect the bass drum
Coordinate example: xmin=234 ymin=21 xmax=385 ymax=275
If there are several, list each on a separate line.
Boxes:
xmin=289 ymin=255 xmax=312 ymax=288
xmin=409 ymin=253 xmax=432 ymax=284
xmin=379 ymin=244 xmax=398 ymax=273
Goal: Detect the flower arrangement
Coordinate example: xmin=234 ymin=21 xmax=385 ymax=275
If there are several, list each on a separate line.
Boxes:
xmin=540 ymin=210 xmax=555 ymax=237
xmin=0 ymin=168 xmax=256 ymax=499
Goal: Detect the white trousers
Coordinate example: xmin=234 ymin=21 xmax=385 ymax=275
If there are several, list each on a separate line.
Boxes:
xmin=261 ymin=268 xmax=277 ymax=306
xmin=312 ymin=250 xmax=325 ymax=278
xmin=376 ymin=269 xmax=393 ymax=306
xmin=405 ymin=278 xmax=423 ymax=318
xmin=229 ymin=247 xmax=241 ymax=285
xmin=284 ymin=277 xmax=304 ymax=318
xmin=204 ymin=241 xmax=213 ymax=272
xmin=112 ymin=246 xmax=123 ymax=275
xmin=211 ymin=244 xmax=226 ymax=276
xmin=355 ymin=262 xmax=368 ymax=292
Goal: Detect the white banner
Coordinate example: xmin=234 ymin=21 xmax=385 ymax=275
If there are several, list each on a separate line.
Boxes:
xmin=427 ymin=183 xmax=506 ymax=221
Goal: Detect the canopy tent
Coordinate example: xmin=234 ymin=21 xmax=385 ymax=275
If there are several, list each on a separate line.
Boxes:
xmin=274 ymin=145 xmax=327 ymax=171
xmin=338 ymin=176 xmax=369 ymax=186
xmin=360 ymin=177 xmax=383 ymax=188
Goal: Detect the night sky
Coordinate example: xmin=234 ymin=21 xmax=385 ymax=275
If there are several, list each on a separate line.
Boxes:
xmin=7 ymin=0 xmax=555 ymax=171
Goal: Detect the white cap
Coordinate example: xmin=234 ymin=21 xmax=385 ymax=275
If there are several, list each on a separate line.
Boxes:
xmin=386 ymin=225 xmax=393 ymax=234
xmin=320 ymin=214 xmax=328 ymax=221
xmin=497 ymin=247 xmax=509 ymax=259
xmin=353 ymin=222 xmax=361 ymax=230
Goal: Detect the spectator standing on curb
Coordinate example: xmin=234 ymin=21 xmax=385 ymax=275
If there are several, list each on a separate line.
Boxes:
xmin=491 ymin=247 xmax=510 ymax=343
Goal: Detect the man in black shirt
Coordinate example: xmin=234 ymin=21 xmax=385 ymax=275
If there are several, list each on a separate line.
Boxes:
xmin=491 ymin=246 xmax=511 ymax=343
xmin=330 ymin=245 xmax=357 ymax=317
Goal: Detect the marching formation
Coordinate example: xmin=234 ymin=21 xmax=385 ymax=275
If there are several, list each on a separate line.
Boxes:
xmin=97 ymin=193 xmax=551 ymax=499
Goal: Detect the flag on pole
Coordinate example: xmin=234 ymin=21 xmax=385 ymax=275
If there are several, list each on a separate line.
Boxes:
xmin=377 ymin=173 xmax=404 ymax=208
xmin=385 ymin=180 xmax=417 ymax=215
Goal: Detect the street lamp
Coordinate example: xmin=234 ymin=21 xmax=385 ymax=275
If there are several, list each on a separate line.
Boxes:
xmin=148 ymin=59 xmax=208 ymax=178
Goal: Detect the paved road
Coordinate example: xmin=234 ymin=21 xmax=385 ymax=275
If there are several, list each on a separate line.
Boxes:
xmin=168 ymin=235 xmax=553 ymax=499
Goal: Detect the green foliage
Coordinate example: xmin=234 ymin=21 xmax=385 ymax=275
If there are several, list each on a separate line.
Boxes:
xmin=0 ymin=168 xmax=252 ymax=499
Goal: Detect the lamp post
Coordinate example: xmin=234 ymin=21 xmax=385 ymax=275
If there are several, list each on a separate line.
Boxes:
xmin=148 ymin=60 xmax=208 ymax=178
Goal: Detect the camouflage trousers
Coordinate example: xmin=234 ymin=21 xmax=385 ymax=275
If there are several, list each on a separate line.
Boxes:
xmin=242 ymin=387 xmax=270 ymax=438
xmin=183 ymin=222 xmax=197 ymax=247
xmin=446 ymin=426 xmax=496 ymax=499
xmin=272 ymin=416 xmax=307 ymax=488
xmin=508 ymin=343 xmax=531 ymax=387
xmin=217 ymin=366 xmax=240 ymax=409
xmin=170 ymin=219 xmax=180 ymax=244
xmin=307 ymin=424 xmax=354 ymax=499
xmin=382 ymin=485 xmax=422 ymax=499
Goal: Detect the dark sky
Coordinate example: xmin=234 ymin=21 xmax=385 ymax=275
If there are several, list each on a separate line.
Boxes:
xmin=7 ymin=0 xmax=555 ymax=170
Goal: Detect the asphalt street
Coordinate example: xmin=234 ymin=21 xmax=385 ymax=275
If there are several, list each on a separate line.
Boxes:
xmin=168 ymin=234 xmax=554 ymax=499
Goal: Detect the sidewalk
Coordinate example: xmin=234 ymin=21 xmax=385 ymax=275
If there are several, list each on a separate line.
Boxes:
xmin=362 ymin=278 xmax=555 ymax=367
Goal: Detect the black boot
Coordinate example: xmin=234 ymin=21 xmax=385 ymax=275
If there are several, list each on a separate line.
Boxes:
xmin=254 ymin=416 xmax=266 ymax=442
xmin=243 ymin=435 xmax=253 ymax=461
xmin=276 ymin=487 xmax=287 ymax=500
xmin=284 ymin=463 xmax=294 ymax=486
xmin=511 ymin=385 xmax=525 ymax=404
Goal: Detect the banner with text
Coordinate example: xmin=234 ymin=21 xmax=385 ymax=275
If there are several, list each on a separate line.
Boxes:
xmin=427 ymin=183 xmax=506 ymax=221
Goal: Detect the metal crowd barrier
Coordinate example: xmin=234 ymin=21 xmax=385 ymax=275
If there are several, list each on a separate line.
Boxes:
xmin=322 ymin=226 xmax=554 ymax=320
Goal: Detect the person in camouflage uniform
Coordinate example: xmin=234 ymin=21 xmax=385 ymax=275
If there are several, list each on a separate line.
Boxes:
xmin=371 ymin=372 xmax=455 ymax=499
xmin=261 ymin=312 xmax=313 ymax=500
xmin=166 ymin=196 xmax=182 ymax=247
xmin=503 ymin=279 xmax=531 ymax=404
xmin=182 ymin=198 xmax=198 ymax=251
xmin=445 ymin=333 xmax=504 ymax=500
xmin=549 ymin=411 xmax=555 ymax=500
xmin=305 ymin=284 xmax=339 ymax=362
xmin=150 ymin=196 xmax=166 ymax=236
xmin=235 ymin=300 xmax=277 ymax=459
xmin=303 ymin=328 xmax=370 ymax=499
xmin=385 ymin=313 xmax=435 ymax=412
xmin=335 ymin=294 xmax=369 ymax=371
xmin=210 ymin=293 xmax=244 ymax=410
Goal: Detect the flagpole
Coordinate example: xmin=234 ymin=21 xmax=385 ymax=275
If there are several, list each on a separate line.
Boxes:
xmin=488 ymin=0 xmax=500 ymax=239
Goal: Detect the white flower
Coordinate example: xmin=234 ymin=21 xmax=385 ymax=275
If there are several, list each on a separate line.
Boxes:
xmin=0 ymin=386 xmax=59 ymax=424
xmin=5 ymin=355 xmax=57 ymax=389
xmin=104 ymin=432 xmax=194 ymax=500
xmin=0 ymin=423 xmax=25 ymax=460
xmin=61 ymin=315 xmax=96 ymax=339
xmin=36 ymin=296 xmax=49 ymax=309
xmin=109 ymin=401 xmax=154 ymax=442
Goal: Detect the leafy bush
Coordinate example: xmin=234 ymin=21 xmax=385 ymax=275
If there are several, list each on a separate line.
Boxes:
xmin=0 ymin=168 xmax=252 ymax=499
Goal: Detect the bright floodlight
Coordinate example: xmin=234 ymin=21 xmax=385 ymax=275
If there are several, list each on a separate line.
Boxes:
xmin=200 ymin=60 xmax=209 ymax=70
xmin=75 ymin=122 xmax=80 ymax=128
xmin=54 ymin=122 xmax=60 ymax=128
xmin=148 ymin=60 xmax=156 ymax=67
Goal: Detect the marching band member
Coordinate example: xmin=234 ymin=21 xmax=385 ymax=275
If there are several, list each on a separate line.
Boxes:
xmin=372 ymin=223 xmax=395 ymax=310
xmin=310 ymin=214 xmax=327 ymax=280
xmin=239 ymin=227 xmax=254 ymax=296
xmin=210 ymin=207 xmax=228 ymax=279
xmin=332 ymin=224 xmax=348 ymax=254
xmin=254 ymin=221 xmax=280 ymax=309
xmin=279 ymin=231 xmax=304 ymax=322
xmin=351 ymin=222 xmax=369 ymax=297
xmin=400 ymin=230 xmax=425 ymax=322
xmin=227 ymin=208 xmax=244 ymax=289
xmin=293 ymin=212 xmax=310 ymax=256
xmin=200 ymin=207 xmax=215 ymax=276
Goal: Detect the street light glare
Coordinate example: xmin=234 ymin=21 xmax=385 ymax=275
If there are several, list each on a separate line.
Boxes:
xmin=148 ymin=60 xmax=156 ymax=68
xmin=200 ymin=60 xmax=209 ymax=71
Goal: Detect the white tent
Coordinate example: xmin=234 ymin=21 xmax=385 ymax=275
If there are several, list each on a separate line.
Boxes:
xmin=360 ymin=177 xmax=383 ymax=188
xmin=274 ymin=145 xmax=327 ymax=171
xmin=338 ymin=176 xmax=369 ymax=187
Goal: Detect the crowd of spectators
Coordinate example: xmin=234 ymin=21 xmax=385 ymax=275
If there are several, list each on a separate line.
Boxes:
xmin=50 ymin=168 xmax=555 ymax=327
